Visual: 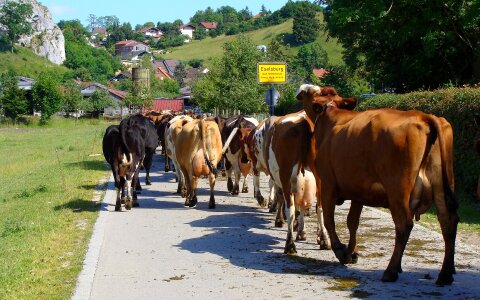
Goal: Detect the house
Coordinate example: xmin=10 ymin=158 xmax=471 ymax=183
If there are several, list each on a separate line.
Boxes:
xmin=313 ymin=68 xmax=329 ymax=79
xmin=153 ymin=59 xmax=180 ymax=79
xmin=110 ymin=71 xmax=132 ymax=82
xmin=183 ymin=67 xmax=209 ymax=86
xmin=138 ymin=27 xmax=163 ymax=43
xmin=81 ymin=82 xmax=129 ymax=116
xmin=114 ymin=40 xmax=150 ymax=60
xmin=90 ymin=27 xmax=108 ymax=46
xmin=180 ymin=24 xmax=196 ymax=40
xmin=199 ymin=22 xmax=217 ymax=31
xmin=16 ymin=76 xmax=35 ymax=90
xmin=143 ymin=98 xmax=184 ymax=113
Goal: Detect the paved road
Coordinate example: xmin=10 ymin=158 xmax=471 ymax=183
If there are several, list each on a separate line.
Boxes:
xmin=73 ymin=153 xmax=480 ymax=299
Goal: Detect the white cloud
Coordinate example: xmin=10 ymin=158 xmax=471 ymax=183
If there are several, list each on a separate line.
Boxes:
xmin=49 ymin=4 xmax=76 ymax=16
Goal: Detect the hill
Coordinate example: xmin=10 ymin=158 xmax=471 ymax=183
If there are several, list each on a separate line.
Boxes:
xmin=163 ymin=17 xmax=344 ymax=65
xmin=0 ymin=47 xmax=71 ymax=79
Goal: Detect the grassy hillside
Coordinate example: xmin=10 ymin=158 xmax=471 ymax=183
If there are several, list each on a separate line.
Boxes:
xmin=163 ymin=17 xmax=344 ymax=65
xmin=0 ymin=47 xmax=71 ymax=79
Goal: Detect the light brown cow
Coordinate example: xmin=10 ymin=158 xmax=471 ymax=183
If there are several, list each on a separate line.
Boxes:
xmin=297 ymin=84 xmax=458 ymax=285
xmin=165 ymin=115 xmax=194 ymax=195
xmin=175 ymin=119 xmax=223 ymax=208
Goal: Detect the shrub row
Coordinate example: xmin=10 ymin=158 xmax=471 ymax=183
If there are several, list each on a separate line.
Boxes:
xmin=358 ymin=87 xmax=480 ymax=200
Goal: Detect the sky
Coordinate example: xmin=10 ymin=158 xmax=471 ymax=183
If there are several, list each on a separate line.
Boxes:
xmin=39 ymin=0 xmax=290 ymax=27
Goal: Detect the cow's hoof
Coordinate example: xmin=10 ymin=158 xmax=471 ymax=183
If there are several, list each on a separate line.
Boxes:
xmin=227 ymin=179 xmax=233 ymax=191
xmin=115 ymin=204 xmax=121 ymax=211
xmin=165 ymin=167 xmax=170 ymax=172
xmin=350 ymin=251 xmax=359 ymax=264
xmin=318 ymin=239 xmax=331 ymax=250
xmin=333 ymin=244 xmax=350 ymax=264
xmin=125 ymin=201 xmax=132 ymax=210
xmin=242 ymin=187 xmax=248 ymax=193
xmin=189 ymin=196 xmax=197 ymax=208
xmin=284 ymin=242 xmax=297 ymax=255
xmin=436 ymin=271 xmax=454 ymax=286
xmin=381 ymin=269 xmax=399 ymax=282
xmin=256 ymin=197 xmax=266 ymax=208
xmin=231 ymin=186 xmax=239 ymax=195
xmin=275 ymin=219 xmax=284 ymax=228
xmin=296 ymin=231 xmax=307 ymax=241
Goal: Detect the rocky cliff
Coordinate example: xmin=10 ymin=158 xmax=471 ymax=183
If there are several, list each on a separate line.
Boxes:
xmin=0 ymin=0 xmax=65 ymax=65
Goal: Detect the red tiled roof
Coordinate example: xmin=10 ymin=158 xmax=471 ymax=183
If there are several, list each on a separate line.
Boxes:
xmin=313 ymin=68 xmax=329 ymax=78
xmin=180 ymin=24 xmax=196 ymax=30
xmin=147 ymin=99 xmax=184 ymax=112
xmin=115 ymin=40 xmax=143 ymax=46
xmin=93 ymin=27 xmax=107 ymax=35
xmin=200 ymin=22 xmax=217 ymax=30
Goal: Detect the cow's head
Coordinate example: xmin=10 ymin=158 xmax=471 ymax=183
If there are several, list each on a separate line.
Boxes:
xmin=296 ymin=84 xmax=357 ymax=119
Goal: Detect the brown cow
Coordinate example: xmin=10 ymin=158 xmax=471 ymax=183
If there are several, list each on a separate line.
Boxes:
xmin=175 ymin=119 xmax=223 ymax=208
xmin=297 ymin=84 xmax=458 ymax=285
xmin=265 ymin=111 xmax=331 ymax=252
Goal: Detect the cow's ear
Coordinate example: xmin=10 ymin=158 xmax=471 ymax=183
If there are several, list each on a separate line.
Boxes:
xmin=296 ymin=90 xmax=306 ymax=101
xmin=337 ymin=97 xmax=357 ymax=111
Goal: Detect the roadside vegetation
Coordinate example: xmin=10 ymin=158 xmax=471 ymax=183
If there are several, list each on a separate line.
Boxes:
xmin=0 ymin=117 xmax=111 ymax=299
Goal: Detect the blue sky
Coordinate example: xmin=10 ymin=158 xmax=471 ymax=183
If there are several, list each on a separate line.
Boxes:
xmin=39 ymin=0 xmax=290 ymax=27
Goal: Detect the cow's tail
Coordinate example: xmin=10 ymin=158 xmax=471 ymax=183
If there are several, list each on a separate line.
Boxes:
xmin=119 ymin=119 xmax=132 ymax=164
xmin=200 ymin=119 xmax=217 ymax=176
xmin=426 ymin=116 xmax=457 ymax=212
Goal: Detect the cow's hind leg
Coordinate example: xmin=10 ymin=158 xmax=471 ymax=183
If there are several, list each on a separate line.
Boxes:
xmin=241 ymin=174 xmax=249 ymax=193
xmin=189 ymin=176 xmax=199 ymax=208
xmin=346 ymin=201 xmax=363 ymax=263
xmin=268 ymin=179 xmax=277 ymax=212
xmin=295 ymin=209 xmax=306 ymax=241
xmin=253 ymin=171 xmax=266 ymax=207
xmin=208 ymin=173 xmax=216 ymax=209
xmin=316 ymin=204 xmax=331 ymax=250
xmin=226 ymin=160 xmax=233 ymax=192
xmin=284 ymin=192 xmax=297 ymax=254
xmin=275 ymin=189 xmax=285 ymax=227
xmin=382 ymin=203 xmax=413 ymax=282
xmin=434 ymin=189 xmax=459 ymax=286
xmin=144 ymin=154 xmax=153 ymax=185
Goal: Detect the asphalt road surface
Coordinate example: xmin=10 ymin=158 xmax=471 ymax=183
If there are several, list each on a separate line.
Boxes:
xmin=73 ymin=152 xmax=480 ymax=299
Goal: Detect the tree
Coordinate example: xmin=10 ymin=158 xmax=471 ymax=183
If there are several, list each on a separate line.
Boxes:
xmin=0 ymin=70 xmax=28 ymax=121
xmin=86 ymin=14 xmax=98 ymax=32
xmin=89 ymin=89 xmax=115 ymax=118
xmin=238 ymin=7 xmax=252 ymax=21
xmin=62 ymin=81 xmax=84 ymax=117
xmin=173 ymin=62 xmax=187 ymax=87
xmin=193 ymin=25 xmax=207 ymax=40
xmin=324 ymin=0 xmax=480 ymax=91
xmin=292 ymin=2 xmax=320 ymax=45
xmin=31 ymin=72 xmax=63 ymax=122
xmin=192 ymin=35 xmax=267 ymax=113
xmin=293 ymin=41 xmax=329 ymax=79
xmin=0 ymin=0 xmax=33 ymax=52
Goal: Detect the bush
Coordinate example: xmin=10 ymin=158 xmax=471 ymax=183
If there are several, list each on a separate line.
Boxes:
xmin=358 ymin=87 xmax=480 ymax=200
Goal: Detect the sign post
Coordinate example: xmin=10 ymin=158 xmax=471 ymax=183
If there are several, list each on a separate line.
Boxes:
xmin=257 ymin=62 xmax=287 ymax=116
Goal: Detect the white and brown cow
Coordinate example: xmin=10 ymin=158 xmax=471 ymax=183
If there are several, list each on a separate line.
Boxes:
xmin=243 ymin=112 xmax=331 ymax=252
xmin=175 ymin=119 xmax=223 ymax=208
xmin=222 ymin=116 xmax=259 ymax=196
xmin=164 ymin=115 xmax=194 ymax=195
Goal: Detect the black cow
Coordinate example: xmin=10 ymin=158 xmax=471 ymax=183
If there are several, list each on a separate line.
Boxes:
xmin=103 ymin=124 xmax=145 ymax=211
xmin=120 ymin=114 xmax=158 ymax=186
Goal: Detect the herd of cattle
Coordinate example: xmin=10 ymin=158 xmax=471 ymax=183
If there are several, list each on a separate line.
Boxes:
xmin=102 ymin=84 xmax=459 ymax=286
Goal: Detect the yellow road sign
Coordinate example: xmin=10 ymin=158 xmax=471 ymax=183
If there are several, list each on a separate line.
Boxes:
xmin=257 ymin=62 xmax=287 ymax=84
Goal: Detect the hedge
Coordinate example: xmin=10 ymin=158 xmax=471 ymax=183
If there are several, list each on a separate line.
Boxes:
xmin=358 ymin=87 xmax=480 ymax=201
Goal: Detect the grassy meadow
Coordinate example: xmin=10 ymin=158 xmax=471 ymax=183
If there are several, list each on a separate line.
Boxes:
xmin=0 ymin=117 xmax=112 ymax=299
xmin=163 ymin=17 xmax=344 ymax=66
xmin=0 ymin=47 xmax=71 ymax=79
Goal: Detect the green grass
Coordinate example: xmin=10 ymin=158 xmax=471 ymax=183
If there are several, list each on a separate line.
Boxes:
xmin=0 ymin=117 xmax=112 ymax=299
xmin=163 ymin=17 xmax=344 ymax=66
xmin=0 ymin=47 xmax=71 ymax=79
